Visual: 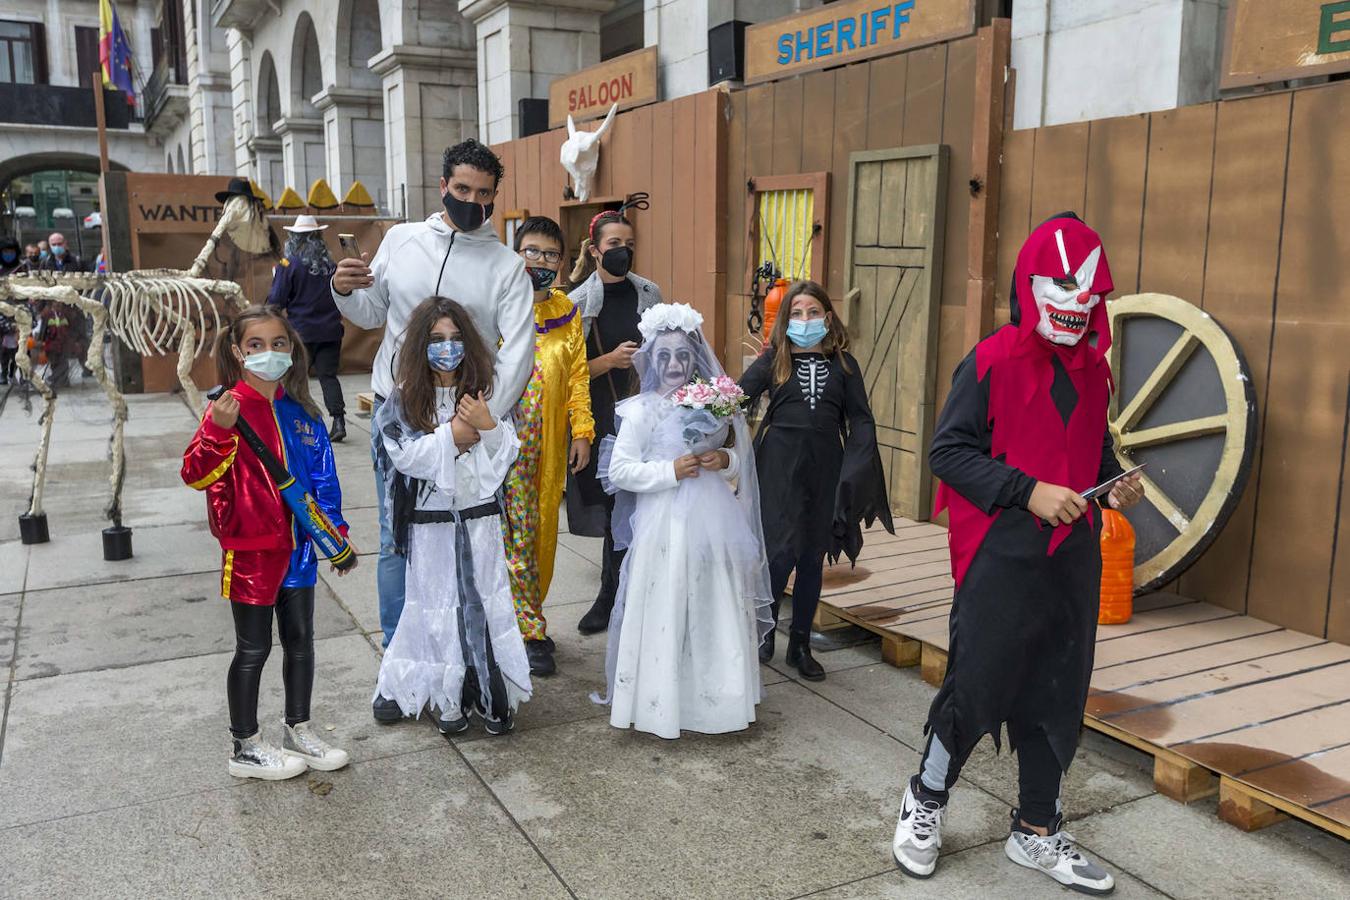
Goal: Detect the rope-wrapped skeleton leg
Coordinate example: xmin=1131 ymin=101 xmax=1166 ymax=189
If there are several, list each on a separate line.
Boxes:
xmin=0 ymin=299 xmax=55 ymax=522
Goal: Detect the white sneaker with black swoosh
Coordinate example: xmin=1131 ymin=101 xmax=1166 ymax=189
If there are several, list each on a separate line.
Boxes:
xmin=1004 ymin=812 xmax=1115 ymax=895
xmin=892 ymin=779 xmax=946 ymax=878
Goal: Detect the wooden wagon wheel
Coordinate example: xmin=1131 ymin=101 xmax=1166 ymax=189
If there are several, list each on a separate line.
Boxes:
xmin=1106 ymin=294 xmax=1257 ymax=593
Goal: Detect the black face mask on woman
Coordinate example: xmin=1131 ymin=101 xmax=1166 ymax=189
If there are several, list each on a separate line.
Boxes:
xmin=599 ymin=246 xmax=633 ymax=278
xmin=443 ymin=192 xmax=493 ymax=232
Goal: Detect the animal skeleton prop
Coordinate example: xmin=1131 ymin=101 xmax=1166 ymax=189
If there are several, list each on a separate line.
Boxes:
xmin=560 ymin=103 xmax=617 ymax=202
xmin=0 ymin=192 xmax=272 ymax=546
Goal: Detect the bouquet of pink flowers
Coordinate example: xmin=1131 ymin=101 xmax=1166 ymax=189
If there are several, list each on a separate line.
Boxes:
xmin=670 ymin=375 xmax=747 ymax=417
xmin=670 ymin=376 xmax=747 ymax=453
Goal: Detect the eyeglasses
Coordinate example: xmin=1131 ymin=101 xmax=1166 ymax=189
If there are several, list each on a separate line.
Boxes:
xmin=520 ymin=247 xmax=562 ymax=264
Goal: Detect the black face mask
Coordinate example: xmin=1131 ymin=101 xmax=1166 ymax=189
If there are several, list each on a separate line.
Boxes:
xmin=443 ymin=192 xmax=492 ymax=232
xmin=526 ymin=266 xmax=557 ymax=291
xmin=599 ymin=246 xmax=633 ymax=278
xmin=26 ymin=255 xmax=39 ymax=265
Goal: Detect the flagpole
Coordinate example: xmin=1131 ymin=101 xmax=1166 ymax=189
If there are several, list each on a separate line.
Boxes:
xmin=93 ymin=73 xmax=111 ymax=174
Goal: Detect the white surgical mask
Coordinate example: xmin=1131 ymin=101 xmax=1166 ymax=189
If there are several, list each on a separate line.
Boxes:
xmin=242 ymin=350 xmax=293 ymax=382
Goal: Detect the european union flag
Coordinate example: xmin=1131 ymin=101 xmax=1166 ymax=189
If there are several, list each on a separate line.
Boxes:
xmin=99 ymin=0 xmax=136 ymax=105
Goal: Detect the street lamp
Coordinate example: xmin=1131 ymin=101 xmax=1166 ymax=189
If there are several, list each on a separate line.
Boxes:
xmin=51 ymin=207 xmax=84 ymax=260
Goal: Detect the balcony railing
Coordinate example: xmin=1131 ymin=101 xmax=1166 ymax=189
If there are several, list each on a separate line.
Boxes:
xmin=0 ymin=82 xmax=133 ymax=129
xmin=143 ymin=61 xmax=174 ymax=124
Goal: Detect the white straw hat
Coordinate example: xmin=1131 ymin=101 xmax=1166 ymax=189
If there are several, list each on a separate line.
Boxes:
xmin=283 ymin=214 xmax=328 ymax=233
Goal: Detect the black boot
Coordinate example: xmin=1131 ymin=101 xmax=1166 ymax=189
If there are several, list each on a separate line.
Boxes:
xmin=372 ymin=695 xmax=403 ymax=724
xmin=329 ymin=415 xmax=347 ymax=443
xmin=759 ymin=628 xmax=776 ymax=664
xmin=577 ymin=593 xmax=614 ymax=635
xmin=786 ymin=630 xmax=825 ymax=681
xmin=525 ymin=639 xmax=557 ymax=676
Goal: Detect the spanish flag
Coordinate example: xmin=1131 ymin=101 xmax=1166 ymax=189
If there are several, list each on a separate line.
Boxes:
xmin=99 ymin=0 xmax=136 ymax=105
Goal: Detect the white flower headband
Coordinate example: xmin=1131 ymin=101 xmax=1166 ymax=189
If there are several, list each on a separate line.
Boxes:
xmin=637 ymin=302 xmax=704 ymax=342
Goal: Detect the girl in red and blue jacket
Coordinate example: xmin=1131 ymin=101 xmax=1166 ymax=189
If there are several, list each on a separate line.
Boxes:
xmin=182 ymin=305 xmax=356 ymax=781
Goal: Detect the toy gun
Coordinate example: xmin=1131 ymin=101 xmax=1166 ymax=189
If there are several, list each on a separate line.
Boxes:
xmin=207 ymin=387 xmax=356 ymax=571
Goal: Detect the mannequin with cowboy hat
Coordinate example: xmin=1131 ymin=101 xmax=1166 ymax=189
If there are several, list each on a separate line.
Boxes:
xmin=267 ymin=214 xmax=348 ymax=442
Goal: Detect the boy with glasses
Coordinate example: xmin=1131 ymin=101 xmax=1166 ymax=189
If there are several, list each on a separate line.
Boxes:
xmin=502 ymin=217 xmax=595 ymax=676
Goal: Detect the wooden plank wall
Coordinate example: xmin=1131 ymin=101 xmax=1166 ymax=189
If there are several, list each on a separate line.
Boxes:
xmin=724 ymin=35 xmax=981 ymax=407
xmin=491 ymin=91 xmax=727 ymax=351
xmin=996 ymin=81 xmax=1350 ymax=642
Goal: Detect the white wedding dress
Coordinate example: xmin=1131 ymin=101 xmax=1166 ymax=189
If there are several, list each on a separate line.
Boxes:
xmin=602 ymin=394 xmax=765 ymax=739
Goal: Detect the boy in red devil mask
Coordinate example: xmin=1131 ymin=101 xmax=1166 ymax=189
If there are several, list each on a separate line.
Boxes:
xmin=892 ymin=214 xmax=1143 ymax=894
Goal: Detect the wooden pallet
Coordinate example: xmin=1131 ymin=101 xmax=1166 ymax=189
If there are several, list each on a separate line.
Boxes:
xmin=820 ymin=518 xmax=1350 ymax=842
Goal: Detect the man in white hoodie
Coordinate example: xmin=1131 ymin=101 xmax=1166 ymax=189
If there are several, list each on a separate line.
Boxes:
xmin=332 ymin=139 xmax=534 ymax=723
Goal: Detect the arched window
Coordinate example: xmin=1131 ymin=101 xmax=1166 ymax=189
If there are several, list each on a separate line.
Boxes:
xmin=293 ymin=14 xmax=323 ymax=117
xmin=257 ymin=52 xmax=281 ymax=136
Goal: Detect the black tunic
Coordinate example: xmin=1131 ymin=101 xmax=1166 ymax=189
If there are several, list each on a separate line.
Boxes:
xmin=567 ymin=279 xmax=642 ymax=534
xmin=740 ymin=348 xmax=892 ymax=566
xmin=925 ymin=351 xmax=1124 ymax=772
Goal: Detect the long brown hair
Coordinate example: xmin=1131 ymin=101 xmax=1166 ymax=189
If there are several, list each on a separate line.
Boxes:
xmin=395 ymin=296 xmax=494 ymax=434
xmin=768 ymin=280 xmax=851 ymax=387
xmin=214 ymin=305 xmax=321 ymax=419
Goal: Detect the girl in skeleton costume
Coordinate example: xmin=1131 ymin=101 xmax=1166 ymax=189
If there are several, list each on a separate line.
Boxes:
xmin=891 ymin=215 xmax=1143 ymax=894
xmin=373 ymin=296 xmax=531 ymax=736
xmin=594 ymin=303 xmax=772 ymax=739
xmin=738 ymin=281 xmax=893 ymax=681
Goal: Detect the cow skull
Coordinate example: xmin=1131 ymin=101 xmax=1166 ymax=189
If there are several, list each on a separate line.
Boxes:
xmin=560 ymin=103 xmax=617 ymax=203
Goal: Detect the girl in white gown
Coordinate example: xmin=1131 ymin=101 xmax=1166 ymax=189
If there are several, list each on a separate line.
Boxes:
xmin=373 ymin=296 xmax=531 ymax=736
xmin=596 ymin=303 xmax=773 ymax=739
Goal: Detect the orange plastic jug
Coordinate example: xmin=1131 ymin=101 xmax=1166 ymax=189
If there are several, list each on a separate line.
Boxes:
xmin=1099 ymin=508 xmax=1135 ymax=625
xmin=761 ymin=278 xmax=789 ymax=349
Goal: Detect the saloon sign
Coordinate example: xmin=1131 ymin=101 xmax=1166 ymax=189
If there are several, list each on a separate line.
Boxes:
xmin=548 ymin=46 xmax=659 ymax=128
xmin=743 ymin=0 xmax=976 ymax=85
xmin=1222 ymin=0 xmax=1350 ymax=87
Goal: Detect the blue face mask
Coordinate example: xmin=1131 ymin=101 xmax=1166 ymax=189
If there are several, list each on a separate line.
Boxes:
xmin=1 ymin=251 xmax=16 ymax=265
xmin=786 ymin=318 xmax=828 ymax=348
xmin=51 ymin=245 xmax=66 ymax=257
xmin=427 ymin=339 xmax=465 ymax=372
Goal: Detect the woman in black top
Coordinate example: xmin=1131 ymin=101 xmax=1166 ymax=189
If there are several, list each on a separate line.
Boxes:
xmin=739 ymin=281 xmax=893 ymax=680
xmin=565 ymin=200 xmax=663 ymax=634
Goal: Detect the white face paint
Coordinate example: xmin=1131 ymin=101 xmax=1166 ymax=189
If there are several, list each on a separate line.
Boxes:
xmin=1031 ymin=238 xmax=1102 ymax=346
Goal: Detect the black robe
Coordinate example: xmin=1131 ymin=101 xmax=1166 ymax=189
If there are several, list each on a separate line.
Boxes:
xmin=740 ymin=349 xmax=893 ymax=566
xmin=925 ymin=349 xmax=1123 ymax=772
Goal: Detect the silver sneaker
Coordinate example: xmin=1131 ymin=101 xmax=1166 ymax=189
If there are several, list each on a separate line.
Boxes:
xmin=282 ymin=721 xmax=351 ymax=772
xmin=229 ymin=731 xmax=307 ymax=781
xmin=1005 ymin=817 xmax=1115 ymax=895
xmin=892 ymin=779 xmax=945 ymax=878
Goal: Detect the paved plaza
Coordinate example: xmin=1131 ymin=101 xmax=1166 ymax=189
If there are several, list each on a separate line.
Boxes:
xmin=1 ymin=376 xmax=1347 ymax=899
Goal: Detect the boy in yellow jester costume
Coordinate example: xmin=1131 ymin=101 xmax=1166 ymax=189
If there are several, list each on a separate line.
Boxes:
xmin=505 ymin=217 xmax=595 ymax=676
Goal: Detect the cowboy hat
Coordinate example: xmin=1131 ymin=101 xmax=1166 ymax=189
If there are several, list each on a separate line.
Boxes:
xmin=283 ymin=214 xmax=328 ymax=234
xmin=214 ymin=176 xmax=256 ymax=204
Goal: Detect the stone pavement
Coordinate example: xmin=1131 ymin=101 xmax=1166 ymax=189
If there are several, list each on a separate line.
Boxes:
xmin=1 ymin=376 xmax=1347 ymax=899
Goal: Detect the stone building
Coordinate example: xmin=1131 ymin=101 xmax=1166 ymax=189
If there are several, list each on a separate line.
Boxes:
xmin=214 ymin=0 xmax=478 ymax=221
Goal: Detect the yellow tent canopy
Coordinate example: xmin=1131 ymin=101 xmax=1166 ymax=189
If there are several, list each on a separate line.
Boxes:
xmin=248 ymin=180 xmax=273 ymax=209
xmin=274 ymin=187 xmax=305 ymax=210
xmin=307 ymin=178 xmax=339 ymax=210
xmin=342 ymin=180 xmax=375 ymax=208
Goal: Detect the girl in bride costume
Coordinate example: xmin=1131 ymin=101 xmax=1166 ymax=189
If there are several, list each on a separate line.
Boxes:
xmin=594 ymin=303 xmax=773 ymax=739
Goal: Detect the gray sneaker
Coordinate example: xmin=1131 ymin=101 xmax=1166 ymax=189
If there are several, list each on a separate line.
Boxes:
xmin=229 ymin=731 xmax=307 ymax=781
xmin=1004 ymin=813 xmax=1115 ymax=895
xmin=892 ymin=779 xmax=945 ymax=878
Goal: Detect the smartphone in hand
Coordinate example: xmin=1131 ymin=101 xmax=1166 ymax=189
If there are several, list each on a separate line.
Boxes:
xmin=337 ymin=233 xmax=362 ymax=259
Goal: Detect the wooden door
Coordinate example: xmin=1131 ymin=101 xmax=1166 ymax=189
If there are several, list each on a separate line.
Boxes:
xmin=843 ymin=146 xmax=947 ymax=521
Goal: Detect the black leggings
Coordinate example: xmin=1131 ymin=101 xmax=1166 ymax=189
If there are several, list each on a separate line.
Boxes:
xmin=227 ymin=587 xmax=315 ymax=739
xmin=918 ymin=723 xmax=1063 ymax=827
xmin=769 ymin=550 xmax=826 ymax=636
xmin=305 ymin=339 xmax=345 ymax=418
xmin=1 ymin=346 xmax=16 ymax=380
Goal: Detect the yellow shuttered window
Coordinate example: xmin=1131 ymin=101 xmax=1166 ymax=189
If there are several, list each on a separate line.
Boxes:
xmin=756 ymin=188 xmax=815 ymax=281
